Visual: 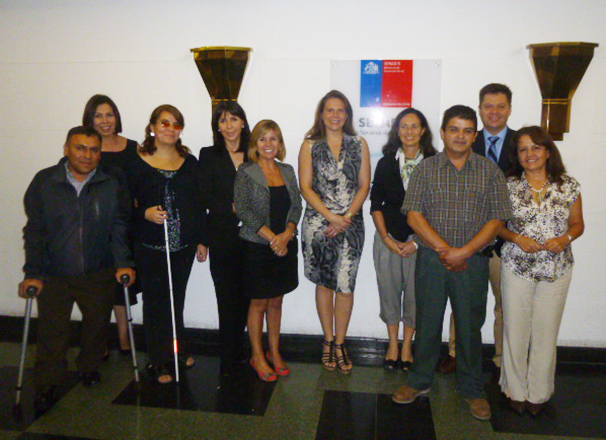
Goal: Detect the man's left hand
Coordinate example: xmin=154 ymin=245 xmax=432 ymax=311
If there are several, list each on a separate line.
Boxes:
xmin=115 ymin=267 xmax=136 ymax=286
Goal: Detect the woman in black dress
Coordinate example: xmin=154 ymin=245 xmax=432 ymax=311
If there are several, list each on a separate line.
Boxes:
xmin=128 ymin=104 xmax=206 ymax=384
xmin=198 ymin=101 xmax=251 ymax=376
xmin=82 ymin=94 xmax=138 ymax=356
xmin=234 ymin=120 xmax=302 ymax=382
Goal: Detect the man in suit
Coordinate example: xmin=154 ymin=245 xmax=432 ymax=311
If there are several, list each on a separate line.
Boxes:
xmin=440 ymin=84 xmax=515 ymax=374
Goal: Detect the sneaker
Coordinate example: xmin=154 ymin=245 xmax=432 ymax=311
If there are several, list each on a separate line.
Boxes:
xmin=392 ymin=384 xmax=431 ymax=404
xmin=466 ymin=398 xmax=491 ymax=420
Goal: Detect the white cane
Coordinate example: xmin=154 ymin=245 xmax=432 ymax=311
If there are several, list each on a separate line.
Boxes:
xmin=163 ymin=215 xmax=180 ymax=383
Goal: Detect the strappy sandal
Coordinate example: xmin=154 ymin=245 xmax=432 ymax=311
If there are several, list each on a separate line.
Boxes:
xmin=146 ymin=363 xmax=173 ymax=385
xmin=322 ymin=340 xmax=336 ymax=371
xmin=334 ymin=343 xmax=353 ymax=375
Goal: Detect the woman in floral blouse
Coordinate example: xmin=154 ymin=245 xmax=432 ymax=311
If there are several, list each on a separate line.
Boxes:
xmin=498 ymin=126 xmax=584 ymax=416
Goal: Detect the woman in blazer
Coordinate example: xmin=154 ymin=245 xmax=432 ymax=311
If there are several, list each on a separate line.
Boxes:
xmin=234 ymin=120 xmax=302 ymax=382
xmin=198 ymin=101 xmax=251 ymax=376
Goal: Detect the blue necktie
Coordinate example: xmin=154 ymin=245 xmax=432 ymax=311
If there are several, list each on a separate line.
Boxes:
xmin=487 ymin=136 xmax=499 ymax=164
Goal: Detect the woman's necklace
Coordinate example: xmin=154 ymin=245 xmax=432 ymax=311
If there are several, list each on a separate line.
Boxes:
xmin=530 ymin=180 xmax=549 ymax=207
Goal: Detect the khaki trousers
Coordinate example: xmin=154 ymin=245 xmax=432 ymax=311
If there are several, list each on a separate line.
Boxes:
xmin=499 ymin=264 xmax=572 ymax=404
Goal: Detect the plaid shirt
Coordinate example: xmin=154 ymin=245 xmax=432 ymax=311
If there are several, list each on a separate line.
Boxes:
xmin=402 ymin=152 xmax=511 ymax=249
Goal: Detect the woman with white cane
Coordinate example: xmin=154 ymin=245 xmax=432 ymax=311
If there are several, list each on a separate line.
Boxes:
xmin=127 ymin=105 xmax=207 ymax=384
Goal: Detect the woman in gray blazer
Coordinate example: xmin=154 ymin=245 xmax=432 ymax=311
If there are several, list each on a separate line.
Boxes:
xmin=234 ymin=120 xmax=302 ymax=382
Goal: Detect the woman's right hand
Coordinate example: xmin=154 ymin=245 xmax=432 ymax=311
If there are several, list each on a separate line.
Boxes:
xmin=516 ymin=235 xmax=543 ymax=253
xmin=145 ymin=205 xmax=168 ymax=224
xmin=383 ymin=236 xmax=405 ymax=256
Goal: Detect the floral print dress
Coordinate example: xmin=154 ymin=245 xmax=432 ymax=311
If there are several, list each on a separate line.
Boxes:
xmin=301 ymin=134 xmax=364 ymax=293
xmin=501 ymin=174 xmax=580 ymax=282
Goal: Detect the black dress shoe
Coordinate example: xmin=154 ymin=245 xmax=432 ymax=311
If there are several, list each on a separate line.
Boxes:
xmin=79 ymin=371 xmax=101 ymax=387
xmin=383 ymin=358 xmax=398 ymax=370
xmin=439 ymin=355 xmax=456 ymax=374
xmin=34 ymin=385 xmax=57 ymax=413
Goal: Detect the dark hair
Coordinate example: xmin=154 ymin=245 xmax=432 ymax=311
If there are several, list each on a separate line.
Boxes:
xmin=382 ymin=108 xmax=437 ymax=158
xmin=65 ymin=126 xmax=102 ymax=145
xmin=305 ymin=90 xmax=356 ymax=140
xmin=248 ymin=120 xmax=286 ymax=163
xmin=508 ymin=126 xmax=566 ymax=186
xmin=82 ymin=94 xmax=123 ymax=134
xmin=140 ymin=104 xmax=190 ymax=157
xmin=441 ymin=105 xmax=477 ymax=132
xmin=211 ymin=101 xmax=251 ymax=154
xmin=479 ymin=83 xmax=512 ymax=105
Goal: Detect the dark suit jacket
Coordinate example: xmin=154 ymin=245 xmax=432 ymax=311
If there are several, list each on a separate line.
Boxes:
xmin=472 ymin=127 xmax=516 ymax=175
xmin=199 ymin=145 xmax=245 ymax=248
xmin=472 ymin=127 xmax=516 ymax=255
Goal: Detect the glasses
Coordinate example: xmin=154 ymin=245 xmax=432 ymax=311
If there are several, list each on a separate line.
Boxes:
xmin=159 ymin=120 xmax=183 ymax=130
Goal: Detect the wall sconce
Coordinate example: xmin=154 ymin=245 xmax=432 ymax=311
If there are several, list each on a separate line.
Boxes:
xmin=190 ymin=46 xmax=252 ymax=111
xmin=527 ymin=42 xmax=598 ymax=140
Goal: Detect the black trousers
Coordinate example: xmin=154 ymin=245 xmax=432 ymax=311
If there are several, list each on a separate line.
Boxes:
xmin=35 ymin=269 xmax=115 ymax=386
xmin=135 ymin=243 xmax=195 ymax=367
xmin=209 ymin=228 xmax=250 ymax=372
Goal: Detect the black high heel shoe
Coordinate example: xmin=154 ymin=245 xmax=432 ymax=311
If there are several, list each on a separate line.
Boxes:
xmin=146 ymin=363 xmax=173 ymax=385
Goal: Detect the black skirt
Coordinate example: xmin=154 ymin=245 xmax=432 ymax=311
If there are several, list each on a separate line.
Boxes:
xmin=243 ymin=238 xmax=298 ymax=299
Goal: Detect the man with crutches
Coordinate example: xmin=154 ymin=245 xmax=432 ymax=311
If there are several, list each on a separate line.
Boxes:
xmin=19 ymin=126 xmax=135 ymax=412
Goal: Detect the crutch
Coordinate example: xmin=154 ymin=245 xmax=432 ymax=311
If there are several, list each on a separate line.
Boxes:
xmin=13 ymin=285 xmax=38 ymax=419
xmin=120 ymin=274 xmax=139 ymax=383
xmin=162 ymin=210 xmax=180 ymax=383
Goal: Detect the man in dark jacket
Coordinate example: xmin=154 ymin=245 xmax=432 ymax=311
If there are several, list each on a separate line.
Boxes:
xmin=19 ymin=126 xmax=135 ymax=412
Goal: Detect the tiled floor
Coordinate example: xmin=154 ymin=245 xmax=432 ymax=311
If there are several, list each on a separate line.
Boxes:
xmin=0 ymin=341 xmax=605 ymax=440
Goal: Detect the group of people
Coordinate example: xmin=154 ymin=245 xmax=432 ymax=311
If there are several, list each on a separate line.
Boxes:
xmin=19 ymin=84 xmax=583 ymax=421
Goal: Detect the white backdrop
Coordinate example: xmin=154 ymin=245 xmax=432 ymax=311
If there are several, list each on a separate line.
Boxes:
xmin=1 ymin=0 xmax=605 ymax=347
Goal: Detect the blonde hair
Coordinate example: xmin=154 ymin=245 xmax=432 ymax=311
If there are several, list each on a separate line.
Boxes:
xmin=248 ymin=120 xmax=286 ymax=163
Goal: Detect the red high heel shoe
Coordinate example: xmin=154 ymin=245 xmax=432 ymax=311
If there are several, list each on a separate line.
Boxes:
xmin=250 ymin=358 xmax=278 ymax=382
xmin=266 ymin=351 xmax=291 ymax=376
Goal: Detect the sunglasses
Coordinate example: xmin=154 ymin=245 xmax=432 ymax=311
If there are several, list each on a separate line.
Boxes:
xmin=159 ymin=120 xmax=183 ymax=130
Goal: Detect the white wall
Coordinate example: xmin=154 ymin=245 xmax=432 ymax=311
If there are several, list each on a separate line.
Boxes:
xmin=1 ymin=0 xmax=605 ymax=347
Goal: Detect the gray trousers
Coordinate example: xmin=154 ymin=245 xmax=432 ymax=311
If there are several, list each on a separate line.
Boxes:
xmin=373 ymin=232 xmax=416 ymax=327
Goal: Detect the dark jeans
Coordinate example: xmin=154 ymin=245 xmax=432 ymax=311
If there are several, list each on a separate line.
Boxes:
xmin=408 ymin=247 xmax=489 ymax=399
xmin=35 ymin=269 xmax=115 ymax=386
xmin=135 ymin=243 xmax=196 ymax=367
xmin=209 ymin=229 xmax=250 ymax=371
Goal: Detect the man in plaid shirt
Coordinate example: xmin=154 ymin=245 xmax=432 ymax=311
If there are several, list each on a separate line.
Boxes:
xmin=392 ymin=105 xmax=511 ymax=421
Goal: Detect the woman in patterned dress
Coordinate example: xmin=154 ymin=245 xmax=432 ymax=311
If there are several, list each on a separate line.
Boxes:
xmin=499 ymin=126 xmax=584 ymax=415
xmin=299 ymin=90 xmax=371 ymax=374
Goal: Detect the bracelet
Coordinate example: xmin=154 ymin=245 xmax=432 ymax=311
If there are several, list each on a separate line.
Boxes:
xmin=567 ymin=234 xmax=574 ymax=244
xmin=514 ymin=234 xmax=521 ymax=244
xmin=345 ymin=211 xmax=354 ymax=219
xmin=412 ymin=241 xmax=419 ymax=250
